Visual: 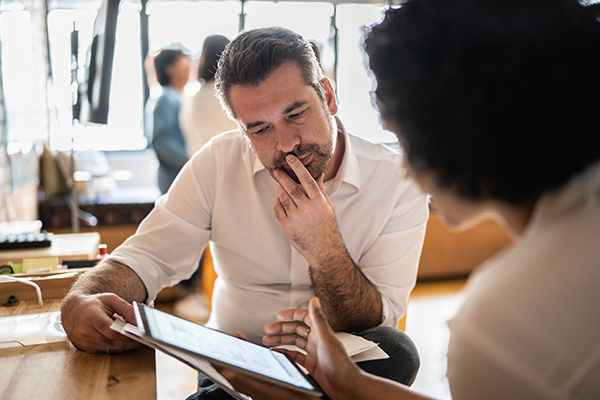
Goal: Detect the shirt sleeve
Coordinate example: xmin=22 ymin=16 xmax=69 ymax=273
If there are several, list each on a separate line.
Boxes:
xmin=109 ymin=146 xmax=215 ymax=302
xmin=359 ymin=180 xmax=429 ymax=328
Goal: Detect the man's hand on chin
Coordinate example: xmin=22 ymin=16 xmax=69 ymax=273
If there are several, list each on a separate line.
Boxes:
xmin=272 ymin=154 xmax=344 ymax=265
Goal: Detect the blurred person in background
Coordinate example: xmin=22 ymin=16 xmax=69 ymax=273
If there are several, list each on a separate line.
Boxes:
xmin=152 ymin=47 xmax=191 ymax=195
xmin=180 ymin=34 xmax=237 ymax=156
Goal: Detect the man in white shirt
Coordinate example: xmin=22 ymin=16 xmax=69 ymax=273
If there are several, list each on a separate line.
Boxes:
xmin=61 ymin=26 xmax=428 ymax=398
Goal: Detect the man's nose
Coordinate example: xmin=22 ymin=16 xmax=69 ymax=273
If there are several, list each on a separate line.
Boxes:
xmin=275 ymin=129 xmax=300 ymax=153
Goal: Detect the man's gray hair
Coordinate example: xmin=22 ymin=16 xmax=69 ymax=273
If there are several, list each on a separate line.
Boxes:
xmin=215 ymin=26 xmax=325 ymax=120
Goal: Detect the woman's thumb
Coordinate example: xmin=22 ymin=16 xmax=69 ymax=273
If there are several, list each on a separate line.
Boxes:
xmin=309 ymin=297 xmax=327 ymax=332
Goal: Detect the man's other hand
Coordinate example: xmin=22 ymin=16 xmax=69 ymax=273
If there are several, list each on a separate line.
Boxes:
xmin=61 ymin=292 xmax=141 ymax=354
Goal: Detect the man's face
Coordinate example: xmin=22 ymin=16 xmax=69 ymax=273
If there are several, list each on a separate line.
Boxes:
xmin=228 ymin=62 xmax=339 ymax=183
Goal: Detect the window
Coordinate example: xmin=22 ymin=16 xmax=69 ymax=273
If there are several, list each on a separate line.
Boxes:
xmin=42 ymin=0 xmax=393 ymax=152
xmin=48 ymin=1 xmax=145 ymax=151
xmin=0 ymin=8 xmax=39 ymax=144
xmin=147 ymin=1 xmax=240 ymax=55
xmin=337 ymin=3 xmax=396 ymax=143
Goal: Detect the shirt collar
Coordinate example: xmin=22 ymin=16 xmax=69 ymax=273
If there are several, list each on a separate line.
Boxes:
xmin=251 ymin=117 xmax=361 ymax=195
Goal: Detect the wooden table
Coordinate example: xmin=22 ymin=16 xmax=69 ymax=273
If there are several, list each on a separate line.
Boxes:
xmin=0 ymin=298 xmax=156 ymax=399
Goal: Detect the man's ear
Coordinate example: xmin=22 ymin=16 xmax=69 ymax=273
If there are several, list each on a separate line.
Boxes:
xmin=322 ymin=78 xmax=339 ymax=116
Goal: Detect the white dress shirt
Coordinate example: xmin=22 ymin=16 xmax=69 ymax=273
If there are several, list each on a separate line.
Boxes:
xmin=110 ymin=126 xmax=428 ymax=343
xmin=447 ymin=162 xmax=600 ymax=399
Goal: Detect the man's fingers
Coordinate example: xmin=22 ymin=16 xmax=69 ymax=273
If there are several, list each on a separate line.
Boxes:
xmin=97 ymin=293 xmax=137 ymax=324
xmin=264 ymin=308 xmax=311 ymax=347
xmin=263 ymin=332 xmax=309 ymax=348
xmin=276 ymin=184 xmax=297 ymax=213
xmin=74 ymin=316 xmax=140 ymax=354
xmin=264 ymin=320 xmax=311 ymax=336
xmin=274 ymin=168 xmax=307 ymax=203
xmin=315 ymin=174 xmax=332 ymax=207
xmin=91 ymin=294 xmax=140 ymax=352
xmin=275 ymin=307 xmax=309 ymax=322
xmin=286 ymin=154 xmax=321 ymax=198
xmin=275 ymin=154 xmax=321 ymax=199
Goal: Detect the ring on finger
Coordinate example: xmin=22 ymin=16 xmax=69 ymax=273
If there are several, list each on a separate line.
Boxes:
xmin=304 ymin=328 xmax=311 ymax=340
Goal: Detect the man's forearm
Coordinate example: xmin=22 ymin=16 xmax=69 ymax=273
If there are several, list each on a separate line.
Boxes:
xmin=66 ymin=259 xmax=147 ymax=303
xmin=309 ymin=244 xmax=383 ymax=332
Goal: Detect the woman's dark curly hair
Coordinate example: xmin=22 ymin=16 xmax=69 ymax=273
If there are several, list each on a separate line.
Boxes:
xmin=365 ymin=0 xmax=600 ymax=204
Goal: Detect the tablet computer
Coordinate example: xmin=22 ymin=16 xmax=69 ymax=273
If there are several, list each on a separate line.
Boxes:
xmin=133 ymin=302 xmax=322 ymax=397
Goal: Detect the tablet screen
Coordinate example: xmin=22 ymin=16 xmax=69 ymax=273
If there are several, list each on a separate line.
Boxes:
xmin=135 ymin=303 xmax=320 ymax=395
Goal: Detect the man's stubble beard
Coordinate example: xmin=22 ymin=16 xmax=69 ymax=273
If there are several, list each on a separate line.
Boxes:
xmin=245 ymin=111 xmax=337 ymax=184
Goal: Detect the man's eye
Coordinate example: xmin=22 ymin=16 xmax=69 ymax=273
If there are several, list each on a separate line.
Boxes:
xmin=289 ymin=109 xmax=306 ymax=119
xmin=252 ymin=126 xmax=269 ymax=134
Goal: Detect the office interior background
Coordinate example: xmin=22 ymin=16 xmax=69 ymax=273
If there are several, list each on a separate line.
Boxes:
xmin=0 ymin=0 xmax=401 ymax=224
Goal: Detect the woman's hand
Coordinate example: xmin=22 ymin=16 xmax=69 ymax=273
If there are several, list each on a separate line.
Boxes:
xmin=218 ymin=297 xmax=365 ymax=399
